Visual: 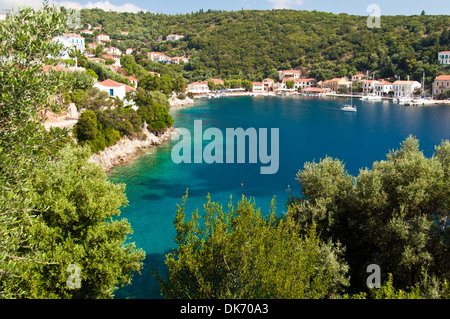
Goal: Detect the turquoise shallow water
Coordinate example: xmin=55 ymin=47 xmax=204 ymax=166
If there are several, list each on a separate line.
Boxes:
xmin=108 ymin=96 xmax=450 ymax=299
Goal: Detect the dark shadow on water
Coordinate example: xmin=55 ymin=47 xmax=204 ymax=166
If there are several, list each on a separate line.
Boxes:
xmin=114 ymin=250 xmax=172 ymax=299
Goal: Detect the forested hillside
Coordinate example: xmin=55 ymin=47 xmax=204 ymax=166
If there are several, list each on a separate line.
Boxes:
xmin=78 ymin=9 xmax=450 ymax=83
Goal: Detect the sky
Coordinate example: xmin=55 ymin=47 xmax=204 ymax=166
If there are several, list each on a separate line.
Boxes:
xmin=1 ymin=0 xmax=449 ymax=16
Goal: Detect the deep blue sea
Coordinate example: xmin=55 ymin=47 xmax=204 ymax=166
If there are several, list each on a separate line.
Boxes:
xmin=108 ymin=96 xmax=450 ymax=299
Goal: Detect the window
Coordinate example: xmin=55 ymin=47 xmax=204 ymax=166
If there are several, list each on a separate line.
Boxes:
xmin=109 ymin=89 xmax=114 ymax=96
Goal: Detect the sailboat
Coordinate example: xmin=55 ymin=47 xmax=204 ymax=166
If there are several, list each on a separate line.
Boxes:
xmin=398 ymin=75 xmax=414 ymax=105
xmin=341 ymin=79 xmax=357 ymax=112
xmin=361 ymin=71 xmax=382 ymax=101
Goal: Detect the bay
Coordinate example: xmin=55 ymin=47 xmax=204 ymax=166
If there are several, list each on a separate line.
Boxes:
xmin=108 ymin=96 xmax=450 ymax=299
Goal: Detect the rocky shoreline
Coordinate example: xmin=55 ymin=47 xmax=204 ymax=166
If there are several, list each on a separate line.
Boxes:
xmin=89 ymin=127 xmax=175 ymax=171
xmin=89 ymin=97 xmax=195 ymax=171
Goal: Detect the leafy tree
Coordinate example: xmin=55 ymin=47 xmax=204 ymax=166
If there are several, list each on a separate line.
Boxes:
xmin=23 ymin=146 xmax=145 ymax=298
xmin=174 ymin=74 xmax=187 ymax=93
xmin=285 ymin=80 xmax=295 ymax=89
xmin=1 ymin=4 xmax=144 ymax=299
xmin=288 ymin=136 xmax=450 ymax=297
xmin=158 ymin=194 xmax=349 ymax=298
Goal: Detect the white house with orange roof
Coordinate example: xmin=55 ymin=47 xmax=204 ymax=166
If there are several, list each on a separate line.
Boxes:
xmin=80 ymin=29 xmax=93 ymax=35
xmin=187 ymin=81 xmax=210 ymax=93
xmin=352 ymin=73 xmax=365 ymax=82
xmin=147 ymin=52 xmax=170 ymax=63
xmin=374 ymin=80 xmax=393 ymax=96
xmin=277 ymin=69 xmax=301 ymax=80
xmin=433 ymin=75 xmax=450 ymax=97
xmin=438 ymin=51 xmax=450 ymax=66
xmin=94 ymin=79 xmax=136 ymax=107
xmin=262 ymin=78 xmax=274 ymax=91
xmin=281 ymin=78 xmax=316 ymax=90
xmin=252 ymin=82 xmax=265 ymax=93
xmin=126 ymin=76 xmax=139 ymax=87
xmin=96 ymin=34 xmax=110 ymax=43
xmin=95 ymin=79 xmax=126 ymax=100
xmin=362 ymin=79 xmax=380 ymax=93
xmin=126 ymin=48 xmax=134 ymax=55
xmin=392 ymin=80 xmax=421 ymax=98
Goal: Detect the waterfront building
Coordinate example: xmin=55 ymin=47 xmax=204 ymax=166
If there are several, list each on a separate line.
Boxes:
xmin=374 ymin=81 xmax=393 ymax=96
xmin=252 ymin=82 xmax=265 ymax=93
xmin=281 ymin=78 xmax=316 ymax=90
xmin=433 ymin=74 xmax=450 ymax=97
xmin=392 ymin=80 xmax=421 ymax=98
xmin=262 ymin=78 xmax=275 ymax=91
xmin=187 ymin=81 xmax=210 ymax=93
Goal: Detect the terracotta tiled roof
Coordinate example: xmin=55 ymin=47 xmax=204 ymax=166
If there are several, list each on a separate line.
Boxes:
xmin=97 ymin=79 xmax=125 ymax=87
xmin=435 ymin=75 xmax=450 ymax=80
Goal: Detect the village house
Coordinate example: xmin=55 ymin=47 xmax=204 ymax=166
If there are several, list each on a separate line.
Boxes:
xmin=187 ymin=81 xmax=210 ymax=93
xmin=392 ymin=80 xmax=421 ymax=98
xmin=362 ymin=79 xmax=380 ymax=93
xmin=169 ymin=56 xmax=189 ymax=64
xmin=252 ymin=82 xmax=265 ymax=93
xmin=126 ymin=48 xmax=134 ymax=55
xmin=277 ymin=69 xmax=301 ymax=81
xmin=96 ymin=34 xmax=110 ymax=43
xmin=147 ymin=52 xmax=170 ymax=63
xmin=105 ymin=47 xmax=121 ymax=55
xmin=438 ymin=51 xmax=450 ymax=66
xmin=126 ymin=76 xmax=139 ymax=87
xmin=374 ymin=81 xmax=393 ymax=96
xmin=352 ymin=73 xmax=365 ymax=82
xmin=120 ymin=31 xmax=129 ymax=36
xmin=166 ymin=34 xmax=184 ymax=41
xmin=321 ymin=78 xmax=349 ymax=92
xmin=149 ymin=71 xmax=161 ymax=77
xmin=262 ymin=78 xmax=274 ymax=91
xmin=80 ymin=29 xmax=93 ymax=35
xmin=281 ymin=78 xmax=316 ymax=90
xmin=94 ymin=79 xmax=136 ymax=107
xmin=433 ymin=74 xmax=450 ymax=97
xmin=59 ymin=33 xmax=85 ymax=52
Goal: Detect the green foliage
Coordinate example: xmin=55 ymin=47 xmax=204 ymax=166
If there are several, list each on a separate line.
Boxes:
xmin=158 ymin=193 xmax=349 ymax=299
xmin=1 ymin=4 xmax=144 ymax=299
xmin=64 ymin=70 xmax=96 ymax=91
xmin=285 ymin=80 xmax=295 ymax=89
xmin=71 ymin=87 xmax=113 ymax=110
xmin=79 ymin=9 xmax=449 ymax=84
xmin=85 ymin=60 xmax=129 ymax=84
xmin=289 ymin=136 xmax=450 ymax=297
xmin=74 ymin=108 xmax=140 ymax=153
xmin=23 ymin=145 xmax=145 ymax=298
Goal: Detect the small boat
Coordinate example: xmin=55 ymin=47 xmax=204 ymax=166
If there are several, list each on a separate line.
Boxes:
xmin=341 ymin=104 xmax=357 ymax=112
xmin=362 ymin=94 xmax=382 ymax=101
xmin=341 ymin=79 xmax=357 ymax=112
